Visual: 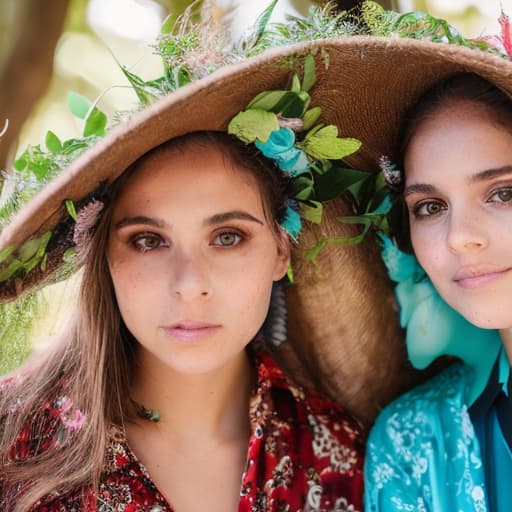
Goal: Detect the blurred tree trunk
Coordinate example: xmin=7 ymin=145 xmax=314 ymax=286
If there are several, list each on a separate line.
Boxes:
xmin=0 ymin=0 xmax=70 ymax=172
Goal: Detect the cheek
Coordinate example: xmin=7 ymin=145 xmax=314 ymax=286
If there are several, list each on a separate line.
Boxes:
xmin=108 ymin=258 xmax=150 ymax=316
xmin=410 ymin=228 xmax=443 ymax=279
xmin=218 ymin=256 xmax=274 ymax=321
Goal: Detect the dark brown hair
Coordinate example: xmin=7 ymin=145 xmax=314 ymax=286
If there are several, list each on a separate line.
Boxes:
xmin=400 ymin=73 xmax=512 ymax=159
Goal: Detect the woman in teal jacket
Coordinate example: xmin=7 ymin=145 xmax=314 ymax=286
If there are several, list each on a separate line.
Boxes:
xmin=365 ymin=50 xmax=512 ymax=512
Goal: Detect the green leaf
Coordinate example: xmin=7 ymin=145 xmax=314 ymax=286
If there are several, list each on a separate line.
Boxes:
xmin=120 ymin=65 xmax=161 ymax=106
xmin=303 ymin=107 xmax=322 ymax=131
xmin=45 ymin=130 xmax=62 ymax=154
xmin=301 ymin=54 xmax=316 ymax=92
xmin=40 ymin=253 xmax=48 ymax=273
xmin=291 ymin=74 xmax=301 ymax=93
xmin=0 ymin=246 xmax=14 ymax=264
xmin=18 ymin=239 xmax=41 ymax=263
xmin=67 ymin=92 xmax=92 ymax=119
xmin=247 ymin=90 xmax=288 ymax=111
xmin=61 ymin=138 xmax=90 ymax=155
xmin=301 ymin=201 xmax=323 ymax=224
xmin=273 ymin=91 xmax=307 ymax=118
xmin=17 ymin=232 xmax=51 ymax=264
xmin=251 ymin=0 xmax=279 ymax=46
xmin=304 ymin=123 xmax=323 ymax=139
xmin=27 ymin=157 xmax=53 ymax=182
xmin=314 ymin=167 xmax=371 ymax=201
xmin=228 ymin=109 xmax=279 ymax=143
xmin=13 ymin=151 xmax=28 ymax=171
xmin=302 ymin=125 xmax=362 ymax=160
xmin=83 ymin=107 xmax=107 ymax=137
xmin=20 ymin=232 xmax=52 ymax=274
xmin=286 ymin=264 xmax=294 ymax=284
xmin=65 ymin=199 xmax=78 ymax=221
xmin=63 ymin=248 xmax=77 ymax=264
xmin=293 ymin=176 xmax=314 ymax=200
xmin=0 ymin=259 xmax=23 ymax=281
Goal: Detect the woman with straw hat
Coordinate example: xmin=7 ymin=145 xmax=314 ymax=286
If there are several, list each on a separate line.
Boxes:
xmin=351 ymin=9 xmax=512 ymax=512
xmin=0 ymin=4 xmax=397 ymax=510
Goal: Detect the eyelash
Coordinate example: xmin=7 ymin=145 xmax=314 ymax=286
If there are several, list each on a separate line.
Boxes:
xmin=487 ymin=186 xmax=512 ymax=204
xmin=130 ymin=232 xmax=168 ymax=252
xmin=211 ymin=230 xmax=245 ymax=247
xmin=410 ymin=186 xmax=512 ymax=219
xmin=128 ymin=229 xmax=247 ymax=252
xmin=411 ymin=200 xmax=446 ymax=219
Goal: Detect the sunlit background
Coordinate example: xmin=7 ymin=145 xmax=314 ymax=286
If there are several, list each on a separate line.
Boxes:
xmin=0 ymin=0 xmax=507 ymax=371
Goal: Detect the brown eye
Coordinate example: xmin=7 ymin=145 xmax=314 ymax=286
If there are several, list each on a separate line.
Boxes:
xmin=495 ymin=189 xmax=512 ymax=203
xmin=414 ymin=200 xmax=445 ymax=218
xmin=132 ymin=233 xmax=164 ymax=252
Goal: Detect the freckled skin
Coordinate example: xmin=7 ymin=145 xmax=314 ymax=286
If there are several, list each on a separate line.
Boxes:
xmin=404 ymin=101 xmax=512 ymax=331
xmin=107 ymin=144 xmax=290 ymax=377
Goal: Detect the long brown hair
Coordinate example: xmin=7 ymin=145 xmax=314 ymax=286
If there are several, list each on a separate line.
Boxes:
xmin=0 ymin=131 xmax=291 ymax=511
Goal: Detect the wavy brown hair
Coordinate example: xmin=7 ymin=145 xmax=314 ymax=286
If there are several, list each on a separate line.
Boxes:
xmin=0 ymin=131 xmax=291 ymax=511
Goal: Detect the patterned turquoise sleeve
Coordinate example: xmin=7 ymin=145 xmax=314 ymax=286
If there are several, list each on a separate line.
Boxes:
xmin=364 ymin=364 xmax=489 ymax=512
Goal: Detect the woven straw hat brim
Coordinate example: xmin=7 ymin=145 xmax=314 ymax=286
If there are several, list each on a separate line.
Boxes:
xmin=1 ymin=36 xmax=511 ymax=425
xmin=2 ymin=36 xmax=512 ymax=257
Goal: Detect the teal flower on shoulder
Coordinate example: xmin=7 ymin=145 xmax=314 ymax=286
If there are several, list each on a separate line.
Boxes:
xmin=255 ymin=128 xmax=310 ymax=177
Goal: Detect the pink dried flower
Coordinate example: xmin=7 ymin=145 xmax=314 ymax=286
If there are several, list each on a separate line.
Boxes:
xmin=61 ymin=408 xmax=86 ymax=432
xmin=73 ymin=199 xmax=105 ymax=252
xmin=277 ymin=116 xmax=304 ymax=132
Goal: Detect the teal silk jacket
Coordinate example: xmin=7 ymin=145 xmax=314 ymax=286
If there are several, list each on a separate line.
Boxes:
xmin=365 ymin=363 xmax=488 ymax=512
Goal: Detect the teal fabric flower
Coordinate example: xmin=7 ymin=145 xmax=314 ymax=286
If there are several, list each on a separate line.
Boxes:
xmin=379 ymin=235 xmax=424 ymax=283
xmin=255 ymin=128 xmax=310 ymax=177
xmin=379 ymin=236 xmax=501 ymax=387
xmin=281 ymin=203 xmax=302 ymax=239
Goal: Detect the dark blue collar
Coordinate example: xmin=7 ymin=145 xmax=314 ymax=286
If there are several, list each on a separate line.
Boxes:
xmin=469 ymin=353 xmax=512 ymax=451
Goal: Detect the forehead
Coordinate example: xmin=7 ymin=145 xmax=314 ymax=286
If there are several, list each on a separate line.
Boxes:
xmin=112 ymin=142 xmax=264 ymax=214
xmin=405 ymin=101 xmax=512 ymax=176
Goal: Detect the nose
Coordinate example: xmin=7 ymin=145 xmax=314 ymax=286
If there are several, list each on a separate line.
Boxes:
xmin=446 ymin=208 xmax=488 ymax=254
xmin=170 ymin=250 xmax=212 ymax=301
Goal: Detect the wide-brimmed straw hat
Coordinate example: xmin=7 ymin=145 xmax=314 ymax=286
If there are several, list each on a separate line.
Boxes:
xmin=1 ymin=4 xmax=512 ymax=426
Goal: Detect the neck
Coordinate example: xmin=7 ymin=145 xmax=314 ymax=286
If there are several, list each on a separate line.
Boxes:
xmin=130 ymin=349 xmax=254 ymax=441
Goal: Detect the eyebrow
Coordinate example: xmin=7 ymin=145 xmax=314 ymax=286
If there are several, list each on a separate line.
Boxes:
xmin=115 ymin=216 xmax=166 ymax=230
xmin=114 ymin=211 xmax=264 ymax=230
xmin=403 ymin=183 xmax=438 ymax=197
xmin=204 ymin=210 xmax=264 ymax=226
xmin=470 ymin=165 xmax=512 ymax=182
xmin=404 ymin=165 xmax=512 ymax=198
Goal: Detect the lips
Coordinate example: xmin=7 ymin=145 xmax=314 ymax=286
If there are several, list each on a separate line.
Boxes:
xmin=453 ymin=266 xmax=511 ymax=289
xmin=161 ymin=321 xmax=221 ymax=342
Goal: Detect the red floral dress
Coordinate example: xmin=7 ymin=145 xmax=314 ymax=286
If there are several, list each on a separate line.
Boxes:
xmin=2 ymin=352 xmax=364 ymax=511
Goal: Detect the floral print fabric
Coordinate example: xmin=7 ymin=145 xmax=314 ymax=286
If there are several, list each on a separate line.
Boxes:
xmin=3 ymin=352 xmax=364 ymax=511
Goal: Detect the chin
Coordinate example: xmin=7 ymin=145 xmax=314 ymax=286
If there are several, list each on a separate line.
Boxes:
xmin=459 ymin=310 xmax=509 ymax=331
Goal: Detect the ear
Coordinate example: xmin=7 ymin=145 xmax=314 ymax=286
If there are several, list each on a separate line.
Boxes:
xmin=272 ymin=227 xmax=291 ymax=281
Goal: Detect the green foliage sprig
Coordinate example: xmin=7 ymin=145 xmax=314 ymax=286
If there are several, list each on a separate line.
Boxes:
xmin=0 ymin=290 xmax=43 ymax=375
